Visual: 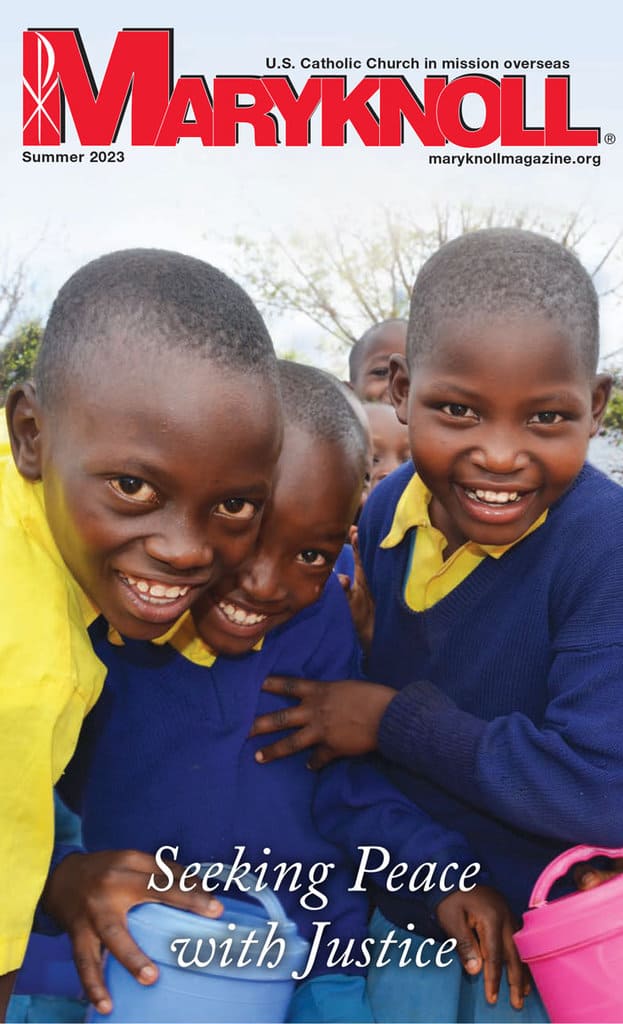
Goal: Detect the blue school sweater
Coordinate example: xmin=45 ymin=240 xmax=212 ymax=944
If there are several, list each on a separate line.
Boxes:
xmin=317 ymin=462 xmax=623 ymax=935
xmin=58 ymin=575 xmax=371 ymax=979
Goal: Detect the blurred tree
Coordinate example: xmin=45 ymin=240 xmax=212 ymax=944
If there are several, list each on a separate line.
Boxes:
xmin=0 ymin=254 xmax=31 ymax=338
xmin=232 ymin=206 xmax=623 ymax=351
xmin=0 ymin=320 xmax=43 ymax=404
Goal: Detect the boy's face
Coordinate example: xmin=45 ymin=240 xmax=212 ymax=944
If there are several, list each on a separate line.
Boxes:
xmin=10 ymin=350 xmax=281 ymax=640
xmin=365 ymin=402 xmax=411 ymax=491
xmin=391 ymin=313 xmax=611 ymax=555
xmin=193 ymin=425 xmax=363 ymax=656
xmin=352 ymin=324 xmax=407 ymax=403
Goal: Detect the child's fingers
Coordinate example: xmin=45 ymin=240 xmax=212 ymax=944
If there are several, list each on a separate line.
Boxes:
xmin=259 ymin=675 xmax=311 ymax=699
xmin=70 ymin=924 xmax=122 ymax=1015
xmin=307 ymin=744 xmax=340 ymax=770
xmin=86 ymin=910 xmax=160 ymax=996
xmin=335 ymin=572 xmax=351 ymax=594
xmin=574 ymin=856 xmax=623 ymax=890
xmin=255 ymin=727 xmax=319 ymax=764
xmin=452 ymin=930 xmax=483 ymax=976
xmin=503 ymin=926 xmax=527 ymax=1010
xmin=435 ymin=899 xmax=482 ymax=975
xmin=251 ymin=703 xmax=309 ymax=738
xmin=473 ymin=917 xmax=504 ymax=1004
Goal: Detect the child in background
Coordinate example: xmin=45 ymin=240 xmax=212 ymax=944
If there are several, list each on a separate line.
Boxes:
xmin=251 ymin=229 xmax=622 ymax=1021
xmin=364 ymin=401 xmax=411 ymax=490
xmin=0 ymin=249 xmax=282 ymax=1017
xmin=348 ymin=320 xmax=407 ymax=403
xmin=334 ymin=398 xmax=408 ymax=587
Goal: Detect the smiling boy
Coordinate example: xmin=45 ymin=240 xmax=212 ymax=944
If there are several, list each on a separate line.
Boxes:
xmin=42 ymin=362 xmax=376 ymax=1021
xmin=252 ymin=229 xmax=623 ymax=1020
xmin=0 ymin=248 xmax=281 ymax=1013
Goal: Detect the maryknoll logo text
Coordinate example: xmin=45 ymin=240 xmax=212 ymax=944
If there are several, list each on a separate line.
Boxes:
xmin=23 ymin=29 xmax=601 ymax=148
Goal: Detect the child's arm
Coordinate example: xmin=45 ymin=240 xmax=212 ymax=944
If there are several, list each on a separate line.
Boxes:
xmin=41 ymin=849 xmax=222 ymax=1015
xmin=256 ymin=564 xmax=623 ymax=845
xmin=315 ymin=757 xmax=529 ymax=1008
xmin=255 ymin=644 xmax=623 ymax=842
xmin=252 ymin=568 xmax=389 ymax=768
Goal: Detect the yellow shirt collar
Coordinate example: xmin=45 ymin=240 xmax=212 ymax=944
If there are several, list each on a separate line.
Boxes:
xmin=108 ymin=609 xmax=264 ymax=666
xmin=381 ymin=472 xmax=547 ymax=559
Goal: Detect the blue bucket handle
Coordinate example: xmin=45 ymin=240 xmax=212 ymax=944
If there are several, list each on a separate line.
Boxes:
xmin=200 ymin=863 xmax=289 ymax=926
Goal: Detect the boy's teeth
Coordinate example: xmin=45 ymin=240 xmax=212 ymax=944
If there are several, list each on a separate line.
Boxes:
xmin=123 ymin=575 xmax=190 ymax=602
xmin=465 ymin=489 xmax=520 ymax=505
xmin=218 ymin=601 xmax=267 ymax=627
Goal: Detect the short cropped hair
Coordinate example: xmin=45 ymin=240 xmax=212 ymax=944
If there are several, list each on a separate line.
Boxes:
xmin=348 ymin=318 xmax=408 ymax=381
xmin=408 ymin=229 xmax=599 ymax=374
xmin=278 ymin=360 xmax=369 ymax=474
xmin=35 ymin=248 xmax=277 ymax=405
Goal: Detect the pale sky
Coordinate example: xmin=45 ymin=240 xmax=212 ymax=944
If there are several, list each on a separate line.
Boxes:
xmin=1 ymin=0 xmax=622 ymax=372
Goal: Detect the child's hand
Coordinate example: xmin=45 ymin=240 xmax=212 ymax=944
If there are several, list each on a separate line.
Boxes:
xmin=42 ymin=849 xmax=222 ymax=1016
xmin=336 ymin=527 xmax=375 ymax=652
xmin=574 ymin=856 xmax=623 ymax=890
xmin=251 ymin=677 xmax=396 ymax=768
xmin=435 ymin=885 xmax=530 ymax=1010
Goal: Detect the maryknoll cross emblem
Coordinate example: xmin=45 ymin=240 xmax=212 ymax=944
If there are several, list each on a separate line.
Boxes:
xmin=23 ymin=31 xmax=62 ymax=144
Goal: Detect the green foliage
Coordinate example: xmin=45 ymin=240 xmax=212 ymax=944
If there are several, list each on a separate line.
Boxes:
xmin=0 ymin=320 xmax=43 ymax=403
xmin=604 ymin=388 xmax=623 ymax=432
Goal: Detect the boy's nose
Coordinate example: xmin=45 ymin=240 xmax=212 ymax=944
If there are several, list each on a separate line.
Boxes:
xmin=471 ymin=430 xmax=530 ymax=475
xmin=240 ymin=558 xmax=287 ymax=604
xmin=144 ymin=521 xmax=215 ymax=572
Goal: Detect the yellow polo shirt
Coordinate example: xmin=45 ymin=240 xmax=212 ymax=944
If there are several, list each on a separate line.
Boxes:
xmin=0 ymin=428 xmax=106 ymax=973
xmin=381 ymin=474 xmax=547 ymax=611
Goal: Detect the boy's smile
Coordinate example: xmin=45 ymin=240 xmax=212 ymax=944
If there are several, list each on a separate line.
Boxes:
xmin=11 ymin=349 xmax=281 ymax=640
xmin=193 ymin=426 xmax=363 ymax=656
xmin=391 ymin=314 xmax=610 ymax=556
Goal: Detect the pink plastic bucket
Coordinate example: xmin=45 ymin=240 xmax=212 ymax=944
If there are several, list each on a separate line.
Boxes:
xmin=514 ymin=845 xmax=623 ymax=1023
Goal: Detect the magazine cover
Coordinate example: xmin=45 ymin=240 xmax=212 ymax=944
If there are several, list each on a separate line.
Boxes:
xmin=1 ymin=1 xmax=623 ymax=1022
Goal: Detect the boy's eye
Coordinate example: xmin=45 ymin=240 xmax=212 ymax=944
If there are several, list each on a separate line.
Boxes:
xmin=296 ymin=549 xmax=328 ymax=567
xmin=440 ymin=403 xmax=477 ymax=419
xmin=528 ymin=411 xmax=564 ymax=425
xmin=215 ymin=498 xmax=258 ymax=520
xmin=109 ymin=477 xmax=158 ymax=504
xmin=370 ymin=367 xmax=389 ymax=378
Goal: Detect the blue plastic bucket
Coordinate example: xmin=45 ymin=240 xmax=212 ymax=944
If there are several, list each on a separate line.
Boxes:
xmin=88 ymin=868 xmax=310 ymax=1023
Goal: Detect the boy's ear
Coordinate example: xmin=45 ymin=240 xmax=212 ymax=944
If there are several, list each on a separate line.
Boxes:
xmin=5 ymin=382 xmax=44 ymax=480
xmin=389 ymin=354 xmax=410 ymax=425
xmin=589 ymin=373 xmax=613 ymax=436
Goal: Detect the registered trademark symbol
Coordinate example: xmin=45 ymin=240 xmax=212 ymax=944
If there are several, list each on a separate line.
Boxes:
xmin=604 ymin=133 xmax=616 ymax=144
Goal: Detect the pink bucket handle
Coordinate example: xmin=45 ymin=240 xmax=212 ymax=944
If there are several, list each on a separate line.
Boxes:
xmin=529 ymin=845 xmax=623 ymax=908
